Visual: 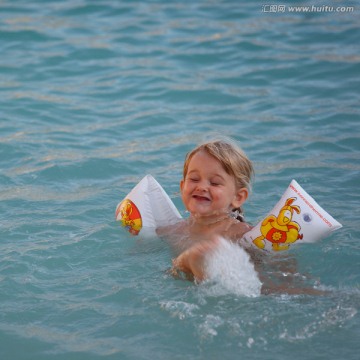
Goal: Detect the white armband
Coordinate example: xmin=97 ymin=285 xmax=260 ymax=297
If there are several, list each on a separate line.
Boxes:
xmin=115 ymin=175 xmax=182 ymax=237
xmin=241 ymin=180 xmax=342 ymax=252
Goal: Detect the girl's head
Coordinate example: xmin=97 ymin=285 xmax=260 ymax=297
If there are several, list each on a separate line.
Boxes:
xmin=181 ymin=138 xmax=254 ymax=220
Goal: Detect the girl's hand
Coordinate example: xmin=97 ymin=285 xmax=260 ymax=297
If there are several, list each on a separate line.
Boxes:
xmin=171 ymin=236 xmax=220 ymax=282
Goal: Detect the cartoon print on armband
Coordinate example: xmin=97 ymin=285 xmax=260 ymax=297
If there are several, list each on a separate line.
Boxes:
xmin=252 ymin=197 xmax=303 ymax=251
xmin=116 ymin=199 xmax=142 ymax=235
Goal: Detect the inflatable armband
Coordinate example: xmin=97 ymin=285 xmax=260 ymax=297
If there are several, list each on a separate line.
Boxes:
xmin=115 ymin=175 xmax=182 ymax=236
xmin=116 ymin=176 xmax=342 ymax=250
xmin=241 ymin=180 xmax=342 ymax=252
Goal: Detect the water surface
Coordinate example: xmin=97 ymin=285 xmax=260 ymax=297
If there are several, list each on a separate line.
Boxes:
xmin=1 ymin=1 xmax=359 ymax=359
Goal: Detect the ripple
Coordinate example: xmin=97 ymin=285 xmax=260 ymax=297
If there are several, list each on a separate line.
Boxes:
xmin=0 ymin=0 xmax=359 ymax=358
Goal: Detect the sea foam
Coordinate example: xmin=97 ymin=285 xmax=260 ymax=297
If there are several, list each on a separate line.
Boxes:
xmin=202 ymin=237 xmax=262 ymax=298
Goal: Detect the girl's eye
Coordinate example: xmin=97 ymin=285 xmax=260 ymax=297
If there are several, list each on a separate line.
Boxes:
xmin=210 ymin=181 xmax=220 ymax=186
xmin=189 ymin=178 xmax=199 ymax=182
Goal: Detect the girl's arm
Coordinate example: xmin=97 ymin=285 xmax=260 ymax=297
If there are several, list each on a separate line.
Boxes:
xmin=172 ymin=236 xmax=220 ymax=282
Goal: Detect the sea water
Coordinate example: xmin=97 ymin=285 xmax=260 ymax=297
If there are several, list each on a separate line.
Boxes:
xmin=0 ymin=0 xmax=359 ymax=359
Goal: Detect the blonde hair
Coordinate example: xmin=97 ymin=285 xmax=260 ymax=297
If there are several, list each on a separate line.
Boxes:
xmin=183 ymin=138 xmax=254 ymax=220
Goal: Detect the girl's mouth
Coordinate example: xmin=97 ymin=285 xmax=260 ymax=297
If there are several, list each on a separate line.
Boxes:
xmin=192 ymin=195 xmax=211 ymax=202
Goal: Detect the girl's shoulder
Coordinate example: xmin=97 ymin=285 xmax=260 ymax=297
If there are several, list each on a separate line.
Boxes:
xmin=225 ymin=220 xmax=253 ymax=241
xmin=156 ymin=219 xmax=187 ymax=237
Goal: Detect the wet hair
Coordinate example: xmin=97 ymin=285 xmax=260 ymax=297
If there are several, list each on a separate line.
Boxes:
xmin=182 ymin=138 xmax=254 ymax=221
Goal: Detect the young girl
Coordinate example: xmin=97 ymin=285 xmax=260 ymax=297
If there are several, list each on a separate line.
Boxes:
xmin=157 ymin=138 xmax=327 ymax=295
xmin=157 ymin=138 xmax=255 ymax=281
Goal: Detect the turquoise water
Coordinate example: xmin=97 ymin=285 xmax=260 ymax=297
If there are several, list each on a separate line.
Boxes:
xmin=1 ymin=0 xmax=359 ymax=358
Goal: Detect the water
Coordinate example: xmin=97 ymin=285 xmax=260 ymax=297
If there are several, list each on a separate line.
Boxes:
xmin=1 ymin=0 xmax=359 ymax=358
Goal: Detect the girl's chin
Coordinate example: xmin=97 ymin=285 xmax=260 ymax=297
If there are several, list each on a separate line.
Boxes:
xmin=188 ymin=208 xmax=229 ymax=218
xmin=187 ymin=205 xmax=212 ymax=215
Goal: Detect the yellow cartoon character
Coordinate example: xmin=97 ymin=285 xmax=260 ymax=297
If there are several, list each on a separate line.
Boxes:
xmin=116 ymin=199 xmax=142 ymax=235
xmin=253 ymin=197 xmax=303 ymax=251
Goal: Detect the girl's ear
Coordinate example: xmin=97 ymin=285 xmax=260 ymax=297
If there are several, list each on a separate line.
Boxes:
xmin=232 ymin=188 xmax=248 ymax=209
xmin=180 ymin=179 xmax=184 ymax=192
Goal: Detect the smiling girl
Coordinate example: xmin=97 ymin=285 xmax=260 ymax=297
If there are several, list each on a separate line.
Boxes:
xmin=157 ymin=138 xmax=255 ymax=281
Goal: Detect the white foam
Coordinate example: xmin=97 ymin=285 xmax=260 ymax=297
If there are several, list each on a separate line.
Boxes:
xmin=202 ymin=238 xmax=262 ymax=298
xmin=159 ymin=301 xmax=199 ymax=320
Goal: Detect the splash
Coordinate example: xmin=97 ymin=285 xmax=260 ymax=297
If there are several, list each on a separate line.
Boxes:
xmin=202 ymin=237 xmax=262 ymax=298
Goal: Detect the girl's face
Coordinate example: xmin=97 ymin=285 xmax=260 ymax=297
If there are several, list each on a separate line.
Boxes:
xmin=180 ymin=150 xmax=248 ymax=219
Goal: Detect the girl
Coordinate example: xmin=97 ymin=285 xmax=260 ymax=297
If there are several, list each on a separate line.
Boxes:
xmin=158 ymin=138 xmax=326 ymax=295
xmin=157 ymin=138 xmax=255 ymax=281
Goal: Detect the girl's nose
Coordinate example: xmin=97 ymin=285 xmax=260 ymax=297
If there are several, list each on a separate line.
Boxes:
xmin=195 ymin=180 xmax=207 ymax=191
